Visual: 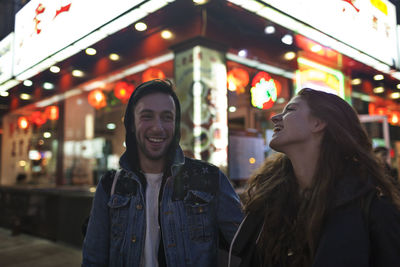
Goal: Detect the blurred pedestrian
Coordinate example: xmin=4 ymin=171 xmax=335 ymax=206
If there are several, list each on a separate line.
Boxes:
xmin=229 ymin=88 xmax=400 ymax=267
xmin=83 ymin=79 xmax=243 ymax=267
xmin=373 ymin=146 xmax=399 ymax=186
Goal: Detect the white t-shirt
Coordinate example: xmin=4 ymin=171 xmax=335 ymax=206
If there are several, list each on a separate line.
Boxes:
xmin=142 ymin=172 xmax=163 ymax=267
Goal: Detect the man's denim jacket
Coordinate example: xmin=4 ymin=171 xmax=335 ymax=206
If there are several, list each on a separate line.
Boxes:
xmin=82 ymin=149 xmax=243 ymax=267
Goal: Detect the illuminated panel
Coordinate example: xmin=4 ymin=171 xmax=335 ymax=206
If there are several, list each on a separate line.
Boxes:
xmin=295 ymin=57 xmax=345 ymax=100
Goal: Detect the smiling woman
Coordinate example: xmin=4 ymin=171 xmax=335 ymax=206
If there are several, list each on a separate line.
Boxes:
xmin=229 ymin=88 xmax=400 ymax=267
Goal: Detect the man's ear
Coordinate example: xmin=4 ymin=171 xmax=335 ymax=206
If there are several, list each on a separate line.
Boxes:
xmin=311 ymin=118 xmax=326 ymax=133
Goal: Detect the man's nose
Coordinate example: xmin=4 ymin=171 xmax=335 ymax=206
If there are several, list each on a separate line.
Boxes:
xmin=151 ymin=117 xmax=163 ymax=131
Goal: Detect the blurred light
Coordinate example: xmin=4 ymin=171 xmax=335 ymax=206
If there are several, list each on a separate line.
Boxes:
xmin=135 ymin=22 xmax=147 ymax=31
xmin=283 ymin=51 xmax=296 ymax=60
xmin=351 ymin=78 xmax=362 ymax=85
xmin=50 ymin=66 xmax=60 ymax=73
xmin=43 ymin=132 xmax=52 ymax=138
xmin=43 ymin=82 xmax=54 ymax=90
xmin=264 ymin=25 xmax=275 ymax=34
xmin=390 ymin=92 xmax=400 ymax=99
xmin=23 ymin=80 xmax=33 ymax=86
xmin=193 ymin=0 xmax=208 ymax=4
xmin=397 ymin=84 xmax=400 ymax=90
xmin=311 ymin=44 xmax=322 ymax=53
xmin=281 ymin=34 xmax=293 ymax=45
xmin=109 ymin=53 xmax=120 ymax=61
xmin=20 ymin=93 xmax=31 ymax=100
xmin=238 ymin=49 xmax=247 ymax=57
xmin=107 ymin=123 xmax=116 ymax=130
xmin=19 ymin=160 xmax=27 ymax=167
xmin=249 ymin=157 xmax=256 ymax=164
xmin=161 ymin=30 xmax=173 ymax=39
xmin=72 ymin=70 xmax=84 ymax=77
xmin=38 ymin=140 xmax=44 ymax=145
xmin=373 ymin=74 xmax=384 ymax=81
xmin=373 ymin=86 xmax=385 ymax=93
xmin=277 ymin=97 xmax=285 ymax=104
xmin=0 ymin=91 xmax=9 ymax=97
xmin=85 ymin=48 xmax=97 ymax=56
xmin=29 ymin=150 xmax=41 ymax=160
xmin=228 ymin=106 xmax=237 ymax=112
xmin=89 ymin=187 xmax=96 ymax=193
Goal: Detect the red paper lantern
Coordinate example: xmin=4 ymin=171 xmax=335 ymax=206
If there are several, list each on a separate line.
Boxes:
xmin=227 ymin=68 xmax=249 ymax=93
xmin=114 ymin=81 xmax=134 ymax=103
xmin=30 ymin=111 xmax=47 ymax=126
xmin=142 ymin=68 xmax=166 ymax=83
xmin=18 ymin=116 xmax=29 ymax=130
xmin=88 ymin=89 xmax=107 ymax=109
xmin=45 ymin=106 xmax=59 ymax=120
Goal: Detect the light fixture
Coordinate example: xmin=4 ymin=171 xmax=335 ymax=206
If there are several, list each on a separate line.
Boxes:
xmin=0 ymin=91 xmax=9 ymax=97
xmin=281 ymin=34 xmax=293 ymax=45
xmin=238 ymin=49 xmax=247 ymax=57
xmin=397 ymin=84 xmax=400 ymax=90
xmin=135 ymin=22 xmax=147 ymax=31
xmin=85 ymin=48 xmax=97 ymax=56
xmin=228 ymin=106 xmax=237 ymax=112
xmin=20 ymin=93 xmax=31 ymax=100
xmin=161 ymin=30 xmax=173 ymax=39
xmin=351 ymin=78 xmax=362 ymax=85
xmin=373 ymin=74 xmax=384 ymax=81
xmin=283 ymin=51 xmax=296 ymax=60
xmin=390 ymin=92 xmax=400 ymax=99
xmin=72 ymin=70 xmax=84 ymax=77
xmin=43 ymin=82 xmax=54 ymax=90
xmin=23 ymin=80 xmax=33 ymax=87
xmin=43 ymin=132 xmax=52 ymax=138
xmin=50 ymin=66 xmax=60 ymax=73
xmin=264 ymin=25 xmax=275 ymax=34
xmin=249 ymin=157 xmax=256 ymax=164
xmin=109 ymin=53 xmax=120 ymax=61
xmin=310 ymin=44 xmax=322 ymax=53
xmin=373 ymin=86 xmax=385 ymax=93
xmin=107 ymin=123 xmax=116 ymax=130
xmin=193 ymin=0 xmax=208 ymax=4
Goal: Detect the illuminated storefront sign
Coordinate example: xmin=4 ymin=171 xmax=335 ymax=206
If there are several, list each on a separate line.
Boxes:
xmin=295 ymin=57 xmax=345 ymax=99
xmin=250 ymin=71 xmax=281 ymax=110
xmin=262 ymin=0 xmax=398 ymax=67
xmin=0 ymin=33 xmax=14 ymax=85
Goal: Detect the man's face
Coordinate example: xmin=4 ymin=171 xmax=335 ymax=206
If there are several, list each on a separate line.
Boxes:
xmin=134 ymin=92 xmax=176 ymax=166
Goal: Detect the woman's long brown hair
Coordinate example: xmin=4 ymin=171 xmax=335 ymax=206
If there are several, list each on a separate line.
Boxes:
xmin=244 ymin=88 xmax=400 ymax=267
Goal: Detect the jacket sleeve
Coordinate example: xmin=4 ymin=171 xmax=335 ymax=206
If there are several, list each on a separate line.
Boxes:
xmin=82 ymin=175 xmax=111 ymax=267
xmin=216 ymin=171 xmax=244 ymax=247
xmin=370 ymin=196 xmax=400 ymax=267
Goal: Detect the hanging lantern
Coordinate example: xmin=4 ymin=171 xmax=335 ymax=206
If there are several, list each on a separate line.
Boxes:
xmin=88 ymin=89 xmax=107 ymax=109
xmin=250 ymin=71 xmax=281 ymax=110
xmin=114 ymin=81 xmax=135 ymax=103
xmin=142 ymin=68 xmax=166 ymax=83
xmin=45 ymin=105 xmax=59 ymax=120
xmin=227 ymin=68 xmax=249 ymax=93
xmin=30 ymin=111 xmax=47 ymax=126
xmin=18 ymin=116 xmax=29 ymax=130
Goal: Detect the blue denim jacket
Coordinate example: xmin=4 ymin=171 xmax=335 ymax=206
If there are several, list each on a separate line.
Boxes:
xmin=82 ymin=149 xmax=243 ymax=267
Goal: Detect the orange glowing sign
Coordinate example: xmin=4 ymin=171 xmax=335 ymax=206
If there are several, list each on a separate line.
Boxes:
xmin=114 ymin=81 xmax=134 ymax=103
xmin=227 ymin=68 xmax=249 ymax=93
xmin=45 ymin=105 xmax=59 ymax=120
xmin=250 ymin=72 xmax=281 ymax=110
xmin=88 ymin=89 xmax=107 ymax=109
xmin=18 ymin=116 xmax=29 ymax=129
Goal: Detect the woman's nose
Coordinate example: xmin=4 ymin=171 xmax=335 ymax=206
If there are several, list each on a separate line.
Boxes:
xmin=271 ymin=113 xmax=282 ymax=124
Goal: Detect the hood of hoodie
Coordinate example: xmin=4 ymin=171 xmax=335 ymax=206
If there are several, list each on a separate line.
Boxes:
xmin=119 ymin=80 xmax=182 ymax=173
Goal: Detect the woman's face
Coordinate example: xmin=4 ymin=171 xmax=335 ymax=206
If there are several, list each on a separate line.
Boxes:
xmin=269 ymin=95 xmax=322 ymax=153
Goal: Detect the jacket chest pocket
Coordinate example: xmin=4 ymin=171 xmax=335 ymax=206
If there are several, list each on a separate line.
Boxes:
xmin=184 ymin=190 xmax=215 ymax=242
xmin=108 ymin=194 xmax=132 ymax=239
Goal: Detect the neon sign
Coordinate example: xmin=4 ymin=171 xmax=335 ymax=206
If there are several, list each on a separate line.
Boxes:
xmin=250 ymin=72 xmax=280 ymax=110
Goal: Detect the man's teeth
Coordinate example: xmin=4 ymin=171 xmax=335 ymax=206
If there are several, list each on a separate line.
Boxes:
xmin=148 ymin=137 xmax=164 ymax=142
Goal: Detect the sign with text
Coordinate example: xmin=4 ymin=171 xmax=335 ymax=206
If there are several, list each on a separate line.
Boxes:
xmin=0 ymin=33 xmax=14 ymax=85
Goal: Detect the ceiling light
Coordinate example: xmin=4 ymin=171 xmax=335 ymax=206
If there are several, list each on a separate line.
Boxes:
xmin=193 ymin=0 xmax=209 ymax=4
xmin=43 ymin=82 xmax=54 ymax=90
xmin=264 ymin=25 xmax=275 ymax=34
xmin=161 ymin=30 xmax=173 ymax=39
xmin=109 ymin=53 xmax=120 ymax=61
xmin=50 ymin=66 xmax=60 ymax=73
xmin=85 ymin=48 xmax=97 ymax=56
xmin=0 ymin=91 xmax=9 ymax=97
xmin=135 ymin=22 xmax=147 ymax=31
xmin=283 ymin=51 xmax=296 ymax=60
xmin=373 ymin=74 xmax=384 ymax=81
xmin=23 ymin=80 xmax=33 ymax=87
xmin=43 ymin=132 xmax=52 ymax=138
xmin=390 ymin=92 xmax=400 ymax=99
xmin=373 ymin=86 xmax=385 ymax=94
xmin=20 ymin=93 xmax=31 ymax=100
xmin=351 ymin=78 xmax=362 ymax=85
xmin=238 ymin=49 xmax=247 ymax=57
xmin=228 ymin=106 xmax=237 ymax=112
xmin=281 ymin=34 xmax=293 ymax=45
xmin=107 ymin=123 xmax=116 ymax=130
xmin=311 ymin=44 xmax=322 ymax=53
xmin=72 ymin=70 xmax=84 ymax=77
xmin=397 ymin=84 xmax=400 ymax=89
